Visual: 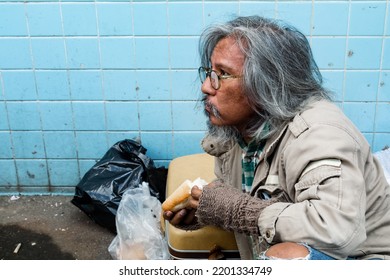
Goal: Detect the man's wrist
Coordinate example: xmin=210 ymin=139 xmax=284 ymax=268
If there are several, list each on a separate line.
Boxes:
xmin=196 ymin=186 xmax=262 ymax=234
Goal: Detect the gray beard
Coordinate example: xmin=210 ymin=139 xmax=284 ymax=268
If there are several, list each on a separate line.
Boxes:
xmin=202 ymin=96 xmax=241 ymax=145
xmin=205 ymin=120 xmax=240 ymax=146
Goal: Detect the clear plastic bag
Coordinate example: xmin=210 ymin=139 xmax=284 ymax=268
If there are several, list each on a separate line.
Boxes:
xmin=108 ymin=182 xmax=169 ymax=260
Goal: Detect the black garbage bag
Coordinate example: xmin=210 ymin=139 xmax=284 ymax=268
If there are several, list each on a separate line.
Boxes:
xmin=71 ymin=139 xmax=167 ymax=233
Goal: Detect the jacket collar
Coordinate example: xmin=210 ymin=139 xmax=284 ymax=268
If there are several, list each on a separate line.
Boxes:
xmin=258 ymin=122 xmax=290 ymax=162
xmin=201 ymin=120 xmax=289 ymax=159
xmin=201 ymin=134 xmax=236 ymax=157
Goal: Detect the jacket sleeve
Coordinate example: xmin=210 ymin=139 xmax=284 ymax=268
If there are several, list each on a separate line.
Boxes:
xmin=258 ymin=122 xmax=369 ymax=259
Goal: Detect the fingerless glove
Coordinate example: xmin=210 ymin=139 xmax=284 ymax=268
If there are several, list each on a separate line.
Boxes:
xmin=196 ymin=186 xmax=281 ymax=235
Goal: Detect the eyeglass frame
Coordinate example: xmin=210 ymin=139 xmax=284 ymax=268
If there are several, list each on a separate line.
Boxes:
xmin=198 ymin=66 xmax=242 ymax=90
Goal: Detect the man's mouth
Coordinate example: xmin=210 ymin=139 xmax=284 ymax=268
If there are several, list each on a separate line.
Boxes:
xmin=204 ymin=102 xmax=212 ymax=114
xmin=202 ymin=97 xmax=220 ymax=118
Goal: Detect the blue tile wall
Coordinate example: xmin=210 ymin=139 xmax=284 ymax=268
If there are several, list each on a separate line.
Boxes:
xmin=68 ymin=70 xmax=103 ymax=100
xmin=136 ymin=70 xmax=171 ymax=100
xmin=375 ymin=103 xmax=390 ymax=132
xmin=343 ymin=102 xmax=376 ymax=132
xmin=100 ymin=38 xmax=135 ymax=68
xmin=349 ymin=2 xmax=386 ymax=36
xmin=66 ymin=38 xmax=100 ymax=69
xmin=203 ymin=2 xmax=239 ymax=26
xmin=0 ymin=0 xmax=389 ymax=195
xmin=135 ymin=37 xmax=169 ymax=68
xmin=346 ymin=38 xmax=382 ymax=69
xmin=378 ymin=72 xmax=390 ymax=101
xmin=12 ymin=131 xmax=46 ymax=159
xmin=27 ymin=3 xmax=63 ymax=36
xmin=7 ymin=102 xmax=41 ymax=130
xmin=344 ymin=71 xmax=380 ymax=101
xmin=312 ymin=2 xmax=349 ymax=36
xmin=133 ymin=3 xmax=167 ymax=35
xmin=170 ymin=37 xmax=200 ymax=68
xmin=0 ymin=4 xmax=28 ymax=36
xmin=172 ymin=101 xmax=207 ymax=131
xmin=168 ymin=2 xmax=203 ymax=35
xmin=43 ymin=131 xmax=77 ymax=159
xmin=383 ymin=38 xmax=390 ymax=69
xmin=47 ymin=159 xmax=80 ymax=186
xmin=311 ymin=38 xmax=347 ymax=69
xmin=0 ymin=39 xmax=32 ymax=69
xmin=240 ymin=2 xmax=276 ymax=19
xmin=15 ymin=159 xmax=48 ymax=187
xmin=139 ymin=101 xmax=172 ymax=130
xmin=76 ymin=131 xmax=108 ymax=158
xmin=0 ymin=160 xmax=17 ymax=188
xmin=40 ymin=102 xmax=73 ymax=130
xmin=140 ymin=132 xmax=173 ymax=161
xmin=96 ymin=3 xmax=133 ymax=36
xmin=105 ymin=101 xmax=139 ymax=130
xmin=62 ymin=3 xmax=98 ymax=36
xmin=2 ymin=71 xmax=37 ymax=100
xmin=102 ymin=70 xmax=137 ymax=100
xmin=321 ymin=71 xmax=345 ymax=101
xmin=72 ymin=102 xmax=106 ymax=130
xmin=0 ymin=132 xmax=12 ymax=158
xmin=170 ymin=70 xmax=199 ymax=100
xmin=278 ymin=1 xmax=312 ymax=35
xmin=36 ymin=71 xmax=71 ymax=100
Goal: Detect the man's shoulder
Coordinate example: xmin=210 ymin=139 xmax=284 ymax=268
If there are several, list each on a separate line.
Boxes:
xmin=289 ymin=99 xmax=367 ymax=147
xmin=301 ymin=99 xmax=342 ymax=119
xmin=297 ymin=99 xmax=352 ymax=128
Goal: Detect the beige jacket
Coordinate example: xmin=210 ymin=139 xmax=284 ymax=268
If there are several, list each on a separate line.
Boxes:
xmin=201 ymin=100 xmax=390 ymax=260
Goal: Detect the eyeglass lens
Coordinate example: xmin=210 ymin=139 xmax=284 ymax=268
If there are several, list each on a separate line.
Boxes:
xmin=199 ymin=68 xmax=219 ymax=89
xmin=209 ymin=71 xmax=219 ymax=89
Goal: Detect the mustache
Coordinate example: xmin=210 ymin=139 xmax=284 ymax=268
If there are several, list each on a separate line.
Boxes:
xmin=202 ymin=96 xmax=221 ymax=119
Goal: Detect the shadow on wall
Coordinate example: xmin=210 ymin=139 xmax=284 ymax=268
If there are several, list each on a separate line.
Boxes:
xmin=0 ymin=224 xmax=75 ymax=260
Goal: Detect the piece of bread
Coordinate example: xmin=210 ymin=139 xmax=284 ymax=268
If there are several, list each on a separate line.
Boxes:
xmin=162 ymin=178 xmax=207 ymax=212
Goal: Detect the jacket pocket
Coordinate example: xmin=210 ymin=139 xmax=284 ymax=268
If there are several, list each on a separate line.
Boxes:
xmin=295 ymin=159 xmax=341 ymax=202
xmin=254 ymin=175 xmax=290 ymax=201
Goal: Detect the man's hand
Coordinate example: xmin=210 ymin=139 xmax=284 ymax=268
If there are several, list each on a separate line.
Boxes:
xmin=163 ymin=185 xmax=203 ymax=226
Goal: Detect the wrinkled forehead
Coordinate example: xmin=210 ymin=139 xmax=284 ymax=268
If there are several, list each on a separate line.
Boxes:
xmin=210 ymin=37 xmax=246 ymax=71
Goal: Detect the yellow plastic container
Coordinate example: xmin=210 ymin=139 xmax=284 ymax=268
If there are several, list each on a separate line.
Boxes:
xmin=164 ymin=153 xmax=239 ymax=259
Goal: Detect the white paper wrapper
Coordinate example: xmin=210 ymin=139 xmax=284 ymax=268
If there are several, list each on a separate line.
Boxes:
xmin=189 ymin=177 xmax=208 ymax=190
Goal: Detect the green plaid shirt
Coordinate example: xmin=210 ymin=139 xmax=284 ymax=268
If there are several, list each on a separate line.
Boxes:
xmin=238 ymin=124 xmax=270 ymax=259
xmin=238 ymin=123 xmax=269 ymax=193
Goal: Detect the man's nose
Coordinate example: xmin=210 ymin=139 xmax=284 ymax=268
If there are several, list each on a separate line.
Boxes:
xmin=201 ymin=77 xmax=215 ymax=95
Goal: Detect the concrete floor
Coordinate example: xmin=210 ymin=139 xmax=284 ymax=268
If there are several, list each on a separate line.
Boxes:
xmin=0 ymin=195 xmax=116 ymax=260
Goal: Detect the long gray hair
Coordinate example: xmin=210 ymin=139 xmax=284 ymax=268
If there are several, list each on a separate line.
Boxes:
xmin=199 ymin=16 xmax=332 ymax=141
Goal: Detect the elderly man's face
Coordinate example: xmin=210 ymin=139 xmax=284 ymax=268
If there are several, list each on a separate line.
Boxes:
xmin=201 ymin=37 xmax=255 ymax=134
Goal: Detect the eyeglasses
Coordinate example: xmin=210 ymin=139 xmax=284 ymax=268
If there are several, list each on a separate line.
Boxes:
xmin=198 ymin=66 xmax=242 ymax=90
